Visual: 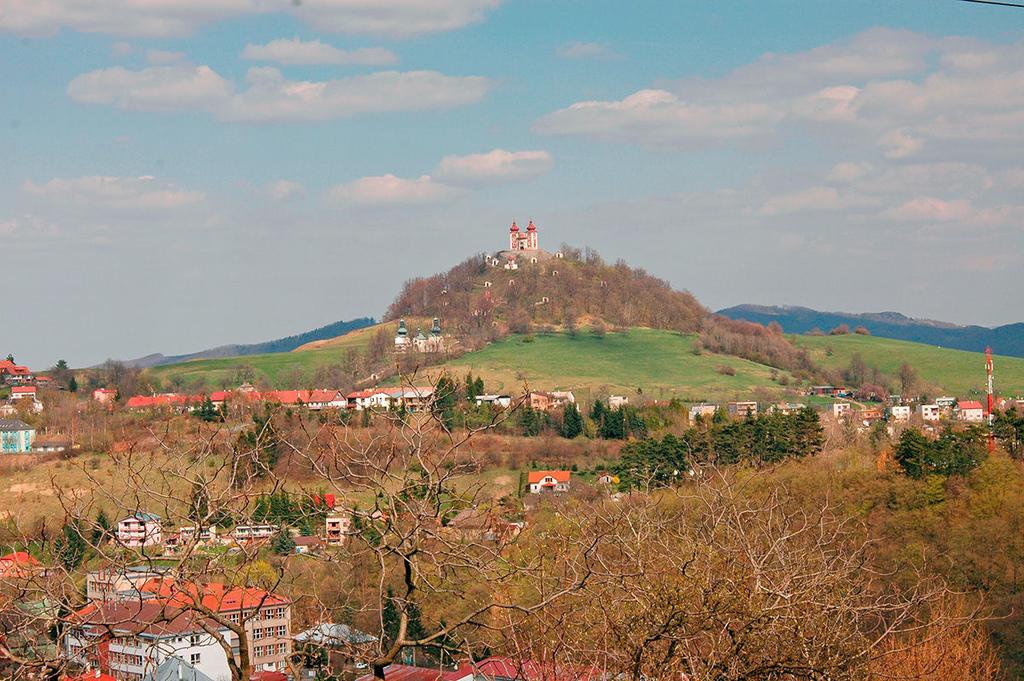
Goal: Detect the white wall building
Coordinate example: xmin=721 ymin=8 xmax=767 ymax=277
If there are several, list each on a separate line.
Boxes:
xmin=889 ymin=405 xmax=911 ymax=422
xmin=117 ymin=512 xmax=162 ymax=549
xmin=918 ymin=404 xmax=941 ymax=422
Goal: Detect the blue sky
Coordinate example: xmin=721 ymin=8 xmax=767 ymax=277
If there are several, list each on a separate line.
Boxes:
xmin=3 ymin=0 xmax=1023 ymax=368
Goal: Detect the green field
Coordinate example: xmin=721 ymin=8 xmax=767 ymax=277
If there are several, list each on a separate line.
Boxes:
xmin=793 ymin=334 xmax=1024 ymax=398
xmin=444 ymin=328 xmax=785 ymax=403
xmin=147 ymin=321 xmax=400 ymax=387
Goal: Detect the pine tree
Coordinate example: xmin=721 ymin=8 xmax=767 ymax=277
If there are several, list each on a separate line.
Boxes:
xmin=894 ymin=429 xmax=931 ymax=479
xmin=91 ymin=509 xmax=111 ymax=546
xmin=382 ymin=586 xmax=400 ymax=645
xmin=561 ymin=402 xmax=583 ymax=439
xmin=55 ymin=522 xmax=87 ymax=570
xmin=68 ymin=375 xmax=78 ymax=393
xmin=271 ymin=530 xmax=296 ymax=556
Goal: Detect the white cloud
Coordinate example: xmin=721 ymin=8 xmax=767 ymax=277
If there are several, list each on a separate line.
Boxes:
xmin=145 ymin=49 xmax=186 ymax=65
xmin=288 ymin=0 xmax=502 ymax=38
xmin=0 ymin=0 xmax=502 ymax=37
xmin=110 ymin=41 xmax=134 ymax=58
xmin=760 ymin=187 xmax=847 ymax=216
xmin=241 ymin=38 xmax=398 ymax=66
xmin=22 ymin=175 xmax=205 ymax=211
xmin=435 ymin=149 xmax=552 ymax=185
xmin=0 ymin=214 xmax=60 ymax=239
xmin=886 ymin=197 xmax=975 ymax=222
xmin=266 ymin=180 xmax=305 ymax=201
xmin=67 ymin=65 xmax=491 ymax=122
xmin=535 ymin=29 xmax=1024 ymax=152
xmin=328 ymin=174 xmax=460 ymax=205
xmin=535 ymin=89 xmax=782 ymax=147
xmin=555 ymin=41 xmax=620 ymax=60
xmin=67 ymin=65 xmax=232 ymax=112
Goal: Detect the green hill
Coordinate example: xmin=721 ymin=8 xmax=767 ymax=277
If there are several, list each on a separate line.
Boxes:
xmin=793 ymin=334 xmax=1024 ymax=398
xmin=444 ymin=328 xmax=785 ymax=403
xmin=146 ymin=321 xmax=399 ymax=388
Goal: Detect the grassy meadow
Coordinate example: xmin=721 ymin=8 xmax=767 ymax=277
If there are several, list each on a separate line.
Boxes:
xmin=793 ymin=334 xmax=1024 ymax=398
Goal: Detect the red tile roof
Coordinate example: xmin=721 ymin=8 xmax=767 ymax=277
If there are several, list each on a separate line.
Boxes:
xmin=66 ymin=672 xmax=117 ymax=681
xmin=355 ymin=664 xmax=469 ymax=681
xmin=471 ymin=656 xmax=603 ymax=681
xmin=527 ymin=470 xmax=571 ymax=484
xmin=11 ymin=386 xmax=36 ymax=394
xmin=958 ymin=400 xmax=984 ymax=410
xmin=0 ymin=551 xmax=40 ymax=567
xmin=135 ymin=578 xmax=291 ymax=612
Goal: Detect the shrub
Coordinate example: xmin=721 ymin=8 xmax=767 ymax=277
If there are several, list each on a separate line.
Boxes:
xmin=717 ymin=365 xmax=737 ymax=376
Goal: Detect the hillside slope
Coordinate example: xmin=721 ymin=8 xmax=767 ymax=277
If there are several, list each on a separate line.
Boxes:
xmin=147 ymin=321 xmax=394 ymax=388
xmin=122 ymin=317 xmax=375 ymax=368
xmin=444 ymin=328 xmax=785 ymax=403
xmin=793 ymin=334 xmax=1024 ymax=397
xmin=720 ymin=304 xmax=1024 ymax=358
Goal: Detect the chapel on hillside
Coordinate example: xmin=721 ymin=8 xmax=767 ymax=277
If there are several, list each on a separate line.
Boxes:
xmin=394 ymin=318 xmax=447 ymax=353
xmin=490 ymin=220 xmax=561 ymax=270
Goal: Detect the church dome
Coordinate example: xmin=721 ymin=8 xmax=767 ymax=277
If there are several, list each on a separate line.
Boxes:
xmin=527 ymin=220 xmax=536 ymax=231
xmin=510 ymin=220 xmax=519 ymax=232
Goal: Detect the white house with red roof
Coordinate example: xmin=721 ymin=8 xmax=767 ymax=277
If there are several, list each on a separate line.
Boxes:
xmin=956 ymin=400 xmax=986 ymax=422
xmin=10 ymin=385 xmax=36 ymax=401
xmin=527 ymin=470 xmax=571 ymax=494
xmin=64 ymin=599 xmax=234 ymax=681
xmin=0 ymin=360 xmax=33 ymax=384
xmin=0 ymin=550 xmax=41 ymax=578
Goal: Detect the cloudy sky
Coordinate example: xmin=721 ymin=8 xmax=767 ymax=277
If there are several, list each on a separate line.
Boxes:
xmin=3 ymin=0 xmax=1023 ymax=368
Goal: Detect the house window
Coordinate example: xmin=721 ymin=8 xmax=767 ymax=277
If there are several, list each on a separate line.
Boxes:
xmin=191 ymin=653 xmax=200 ymax=665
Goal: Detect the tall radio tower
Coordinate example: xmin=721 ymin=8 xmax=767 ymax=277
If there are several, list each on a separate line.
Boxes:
xmin=986 ymin=347 xmax=996 ymax=452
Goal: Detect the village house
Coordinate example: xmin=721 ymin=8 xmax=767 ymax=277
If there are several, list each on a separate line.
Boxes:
xmin=10 ymin=385 xmax=36 ymax=401
xmin=859 ymin=408 xmax=884 ymax=425
xmin=325 ymin=513 xmax=352 ymax=546
xmin=956 ymin=400 xmax=986 ymax=422
xmin=475 ymin=394 xmax=513 ymax=408
xmin=889 ymin=405 xmax=912 ymax=422
xmin=527 ymin=470 xmax=571 ymax=494
xmin=769 ymin=402 xmax=806 ymax=415
xmin=595 ymin=472 xmax=617 ymax=485
xmin=608 ymin=395 xmax=629 ymax=410
xmin=85 ymin=566 xmax=168 ymax=603
xmin=91 ymin=388 xmax=117 ymax=404
xmin=0 ymin=360 xmax=33 ymax=384
xmin=31 ymin=434 xmax=72 ymax=453
xmin=0 ymin=419 xmax=35 ymax=453
xmin=935 ymin=396 xmax=957 ymax=410
xmin=295 ymin=623 xmax=377 ymax=678
xmin=832 ymin=402 xmax=853 ymax=418
xmin=727 ymin=401 xmax=758 ymax=418
xmin=688 ymin=403 xmax=718 ymax=421
xmin=305 ymin=389 xmax=347 ymax=411
xmin=64 ymin=600 xmax=235 ymax=681
xmin=117 ymin=512 xmax=162 ymax=549
xmin=126 ymin=579 xmax=293 ymax=674
xmin=809 ymin=385 xmax=835 ymax=396
xmin=232 ymin=524 xmax=278 ymax=543
xmin=0 ymin=551 xmax=41 ymax=579
xmin=918 ymin=404 xmax=942 ymax=422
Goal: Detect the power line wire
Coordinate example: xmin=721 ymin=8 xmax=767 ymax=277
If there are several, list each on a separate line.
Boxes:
xmin=958 ymin=0 xmax=1024 ymax=8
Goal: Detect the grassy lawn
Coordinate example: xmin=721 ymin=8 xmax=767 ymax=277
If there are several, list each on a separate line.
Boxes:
xmin=793 ymin=334 xmax=1024 ymax=398
xmin=444 ymin=328 xmax=787 ymax=403
xmin=147 ymin=322 xmax=400 ymax=388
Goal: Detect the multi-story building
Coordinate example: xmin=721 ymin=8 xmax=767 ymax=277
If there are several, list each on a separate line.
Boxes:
xmin=918 ymin=404 xmax=941 ymax=422
xmin=832 ymin=402 xmax=853 ymax=418
xmin=232 ymin=525 xmax=277 ymax=543
xmin=889 ymin=405 xmax=912 ymax=422
xmin=117 ymin=513 xmax=162 ymax=549
xmin=727 ymin=401 xmax=758 ymax=418
xmin=688 ymin=403 xmax=718 ymax=421
xmin=208 ymin=586 xmax=292 ymax=673
xmin=65 ymin=600 xmax=234 ymax=681
xmin=325 ymin=514 xmax=352 ymax=546
xmin=86 ymin=566 xmax=167 ymax=602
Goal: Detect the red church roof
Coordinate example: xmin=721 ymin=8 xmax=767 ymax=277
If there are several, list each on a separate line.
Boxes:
xmin=509 ymin=220 xmax=519 ymax=232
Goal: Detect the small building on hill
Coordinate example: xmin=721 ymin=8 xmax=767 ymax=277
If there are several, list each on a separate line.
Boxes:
xmin=528 ymin=470 xmax=571 ymax=494
xmin=0 ymin=419 xmax=34 ymax=453
xmin=117 ymin=512 xmax=162 ymax=548
xmin=956 ymin=400 xmax=985 ymax=422
xmin=727 ymin=401 xmax=758 ymax=418
xmin=689 ymin=403 xmax=718 ymax=421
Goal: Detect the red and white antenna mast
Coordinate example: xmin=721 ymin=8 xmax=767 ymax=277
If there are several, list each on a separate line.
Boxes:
xmin=986 ymin=346 xmax=994 ymax=424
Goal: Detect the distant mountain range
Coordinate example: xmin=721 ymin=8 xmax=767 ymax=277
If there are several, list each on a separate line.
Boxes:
xmin=120 ymin=317 xmax=376 ymax=369
xmin=717 ymin=305 xmax=1024 ymax=358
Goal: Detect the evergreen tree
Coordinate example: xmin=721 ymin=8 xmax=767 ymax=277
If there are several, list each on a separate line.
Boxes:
xmin=382 ymin=586 xmax=400 ymax=644
xmin=68 ymin=375 xmax=78 ymax=393
xmin=91 ymin=509 xmax=111 ymax=546
xmin=188 ymin=482 xmax=210 ymax=525
xmin=894 ymin=429 xmax=932 ymax=479
xmin=994 ymin=407 xmax=1024 ymax=457
xmin=195 ymin=396 xmax=221 ymax=422
xmin=518 ymin=407 xmax=542 ymax=437
xmin=465 ymin=372 xmax=479 ymax=401
xmin=590 ymin=399 xmax=606 ymax=422
xmin=55 ymin=522 xmax=87 ymax=570
xmin=561 ymin=402 xmax=583 ymax=439
xmin=433 ymin=376 xmax=459 ymax=431
xmin=271 ymin=530 xmax=296 ymax=556
xmin=599 ymin=408 xmax=626 ymax=439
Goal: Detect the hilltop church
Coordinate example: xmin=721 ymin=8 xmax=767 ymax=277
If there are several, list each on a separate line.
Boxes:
xmin=490 ymin=220 xmax=561 ymax=270
xmin=394 ymin=318 xmax=447 ymax=353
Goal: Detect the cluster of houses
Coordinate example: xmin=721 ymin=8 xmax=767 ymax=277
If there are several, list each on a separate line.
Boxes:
xmin=121 ymin=384 xmax=443 ymax=414
xmin=1 ymin=359 xmax=49 ymax=416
